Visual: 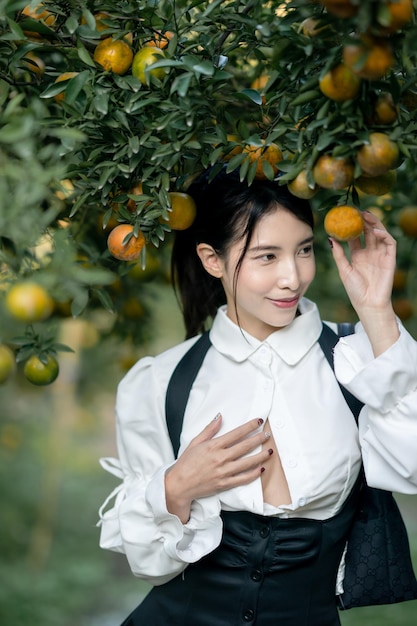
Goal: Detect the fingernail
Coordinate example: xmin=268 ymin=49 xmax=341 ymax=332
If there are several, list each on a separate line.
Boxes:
xmin=264 ymin=431 xmax=271 ymax=440
xmin=268 ymin=448 xmax=273 ymax=455
xmin=257 ymin=418 xmax=264 ymax=425
xmin=213 ymin=413 xmax=221 ymax=421
xmin=261 ymin=467 xmax=265 ymax=473
xmin=328 ymin=238 xmax=333 ymax=248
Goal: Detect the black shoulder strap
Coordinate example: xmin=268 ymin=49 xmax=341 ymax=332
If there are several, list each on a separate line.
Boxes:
xmin=165 ymin=323 xmax=364 ymax=457
xmin=318 ymin=322 xmax=364 ymax=421
xmin=165 ymin=331 xmax=212 ymax=457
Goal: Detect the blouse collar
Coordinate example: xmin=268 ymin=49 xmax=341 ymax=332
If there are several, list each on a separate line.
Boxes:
xmin=209 ymin=298 xmax=323 ymax=365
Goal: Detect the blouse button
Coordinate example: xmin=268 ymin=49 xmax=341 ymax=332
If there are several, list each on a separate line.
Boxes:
xmin=243 ymin=609 xmax=255 ymax=622
xmin=259 ymin=525 xmax=270 ymax=538
xmin=251 ymin=568 xmax=262 ymax=582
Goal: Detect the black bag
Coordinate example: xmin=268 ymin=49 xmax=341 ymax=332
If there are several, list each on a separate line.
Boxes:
xmin=165 ymin=323 xmax=417 ymax=610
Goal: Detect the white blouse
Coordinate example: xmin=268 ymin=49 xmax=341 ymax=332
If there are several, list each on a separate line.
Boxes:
xmin=98 ymin=298 xmax=417 ymax=586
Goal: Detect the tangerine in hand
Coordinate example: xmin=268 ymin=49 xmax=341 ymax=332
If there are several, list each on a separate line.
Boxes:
xmin=324 ymin=205 xmax=364 ymax=241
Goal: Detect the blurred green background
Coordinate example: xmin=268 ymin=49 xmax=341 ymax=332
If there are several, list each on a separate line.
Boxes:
xmin=1 ymin=282 xmax=416 ymax=626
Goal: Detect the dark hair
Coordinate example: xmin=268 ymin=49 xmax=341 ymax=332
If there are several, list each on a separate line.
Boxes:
xmin=171 ymin=167 xmax=314 ymax=338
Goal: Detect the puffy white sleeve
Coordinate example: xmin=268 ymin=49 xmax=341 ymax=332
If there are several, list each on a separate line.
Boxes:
xmin=333 ymin=321 xmax=417 ymax=494
xmin=97 ymin=355 xmax=223 ymax=586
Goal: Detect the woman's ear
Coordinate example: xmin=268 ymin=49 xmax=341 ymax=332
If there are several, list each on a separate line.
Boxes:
xmin=196 ymin=243 xmax=224 ymax=278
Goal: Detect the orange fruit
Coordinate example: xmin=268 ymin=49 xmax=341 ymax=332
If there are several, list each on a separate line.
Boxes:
xmin=222 ymin=134 xmax=243 ymax=161
xmin=251 ymin=75 xmax=269 ymax=104
xmin=324 ymin=205 xmax=364 ymax=241
xmin=392 ymin=297 xmax=414 ymax=321
xmin=312 ymin=154 xmax=354 ymax=190
xmin=355 ymin=170 xmax=397 ymax=196
xmin=161 ymin=192 xmax=197 ymax=230
xmin=21 ymin=3 xmax=56 ymax=37
xmin=319 ymin=0 xmax=358 ymax=18
xmin=144 ymin=31 xmax=174 ymax=49
xmin=357 ymin=132 xmax=399 ymax=177
xmin=22 ymin=51 xmax=45 ymax=77
xmin=376 ymin=0 xmax=414 ymax=34
xmin=373 ymin=92 xmax=399 ymax=125
xmin=23 ymin=354 xmax=59 ymax=386
xmin=343 ymin=35 xmax=394 ymax=80
xmin=53 ymin=72 xmax=79 ymax=103
xmin=0 ymin=344 xmax=16 ymax=384
xmin=288 ymin=169 xmax=319 ymax=199
xmin=94 ymin=37 xmax=133 ymax=75
xmin=126 ymin=181 xmax=144 ymax=212
xmin=392 ymin=268 xmax=408 ymax=291
xmin=54 ymin=178 xmax=75 ymax=201
xmin=107 ymin=224 xmax=146 ymax=260
xmin=243 ymin=142 xmax=283 ymax=179
xmin=132 ymin=46 xmax=166 ymax=84
xmin=398 ymin=206 xmax=417 ymax=238
xmin=5 ymin=282 xmax=53 ymax=323
xmin=319 ymin=64 xmax=361 ymax=102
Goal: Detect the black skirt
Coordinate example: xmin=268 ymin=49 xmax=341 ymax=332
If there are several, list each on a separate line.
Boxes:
xmin=121 ymin=480 xmax=360 ymax=626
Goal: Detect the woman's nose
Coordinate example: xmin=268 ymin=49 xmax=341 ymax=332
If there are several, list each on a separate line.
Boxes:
xmin=276 ymin=259 xmax=300 ymax=290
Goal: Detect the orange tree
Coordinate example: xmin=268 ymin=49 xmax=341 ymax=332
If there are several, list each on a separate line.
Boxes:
xmin=1 ymin=0 xmax=417 ymax=385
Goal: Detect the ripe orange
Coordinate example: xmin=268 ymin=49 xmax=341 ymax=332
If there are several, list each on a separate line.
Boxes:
xmin=324 ymin=205 xmax=364 ymax=241
xmin=161 ymin=192 xmax=197 ymax=230
xmin=126 ymin=181 xmax=144 ymax=212
xmin=376 ymin=0 xmax=414 ymax=34
xmin=243 ymin=142 xmax=283 ymax=179
xmin=222 ymin=134 xmax=244 ymax=162
xmin=319 ymin=0 xmax=358 ymax=18
xmin=319 ymin=64 xmax=361 ymax=102
xmin=312 ymin=154 xmax=354 ymax=190
xmin=373 ymin=92 xmax=399 ymax=125
xmin=94 ymin=37 xmax=133 ymax=75
xmin=355 ymin=170 xmax=397 ymax=196
xmin=22 ymin=3 xmax=56 ymax=37
xmin=343 ymin=35 xmax=394 ymax=80
xmin=53 ymin=72 xmax=79 ymax=103
xmin=251 ymin=75 xmax=269 ymax=104
xmin=23 ymin=354 xmax=59 ymax=386
xmin=0 ymin=344 xmax=16 ymax=384
xmin=357 ymin=132 xmax=399 ymax=177
xmin=22 ymin=51 xmax=45 ymax=77
xmin=144 ymin=31 xmax=174 ymax=49
xmin=392 ymin=297 xmax=414 ymax=321
xmin=5 ymin=282 xmax=53 ymax=323
xmin=107 ymin=224 xmax=146 ymax=260
xmin=132 ymin=47 xmax=166 ymax=84
xmin=288 ymin=169 xmax=319 ymax=199
xmin=397 ymin=206 xmax=417 ymax=238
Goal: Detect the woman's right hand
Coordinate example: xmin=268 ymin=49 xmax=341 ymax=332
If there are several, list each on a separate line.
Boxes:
xmin=164 ymin=414 xmax=272 ymax=523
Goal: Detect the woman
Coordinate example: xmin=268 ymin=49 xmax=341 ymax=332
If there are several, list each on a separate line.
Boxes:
xmin=98 ymin=168 xmax=417 ymax=625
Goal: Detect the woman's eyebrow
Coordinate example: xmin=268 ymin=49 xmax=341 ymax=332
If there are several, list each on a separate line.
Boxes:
xmin=248 ymin=236 xmax=314 ymax=252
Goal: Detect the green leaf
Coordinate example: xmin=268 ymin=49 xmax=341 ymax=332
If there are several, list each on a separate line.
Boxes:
xmin=238 ymin=89 xmax=263 ymax=106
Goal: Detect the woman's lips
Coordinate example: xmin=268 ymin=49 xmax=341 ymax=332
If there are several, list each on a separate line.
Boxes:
xmin=270 ymin=296 xmax=300 ymax=309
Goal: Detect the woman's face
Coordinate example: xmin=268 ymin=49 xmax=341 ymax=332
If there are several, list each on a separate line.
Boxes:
xmin=220 ymin=206 xmax=316 ymax=340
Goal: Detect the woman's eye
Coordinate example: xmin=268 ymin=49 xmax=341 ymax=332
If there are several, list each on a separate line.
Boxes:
xmin=260 ymin=253 xmax=276 ymax=261
xmin=299 ymin=245 xmax=313 ymax=255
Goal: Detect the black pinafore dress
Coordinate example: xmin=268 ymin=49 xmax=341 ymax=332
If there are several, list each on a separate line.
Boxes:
xmin=121 ymin=475 xmax=361 ymax=626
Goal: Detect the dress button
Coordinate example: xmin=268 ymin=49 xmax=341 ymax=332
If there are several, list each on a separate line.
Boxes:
xmin=251 ymin=568 xmax=262 ymax=582
xmin=243 ymin=609 xmax=255 ymax=622
xmin=298 ymin=497 xmax=307 ymax=507
xmin=259 ymin=526 xmax=270 ymax=538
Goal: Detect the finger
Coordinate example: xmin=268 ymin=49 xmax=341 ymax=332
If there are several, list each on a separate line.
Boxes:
xmin=329 ymin=238 xmax=352 ymax=276
xmin=190 ymin=412 xmax=223 ymax=446
xmin=217 ymin=417 xmax=265 ymax=449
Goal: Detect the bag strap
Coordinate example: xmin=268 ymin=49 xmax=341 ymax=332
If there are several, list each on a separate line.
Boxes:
xmin=319 ymin=323 xmax=364 ymax=422
xmin=165 ymin=323 xmax=364 ymax=457
xmin=165 ymin=331 xmax=212 ymax=457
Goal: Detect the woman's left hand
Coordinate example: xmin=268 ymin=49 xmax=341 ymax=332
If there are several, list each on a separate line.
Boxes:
xmin=329 ymin=210 xmax=400 ymax=356
xmin=329 ymin=210 xmax=396 ymax=313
